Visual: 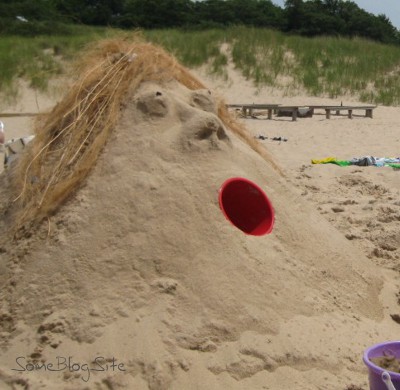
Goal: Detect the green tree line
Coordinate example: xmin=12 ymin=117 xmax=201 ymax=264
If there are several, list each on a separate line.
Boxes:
xmin=0 ymin=0 xmax=399 ymax=45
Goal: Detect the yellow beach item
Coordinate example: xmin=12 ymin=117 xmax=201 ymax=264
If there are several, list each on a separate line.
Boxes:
xmin=311 ymin=157 xmax=337 ymax=164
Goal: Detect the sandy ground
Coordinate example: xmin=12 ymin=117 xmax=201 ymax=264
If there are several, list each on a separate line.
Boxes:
xmin=199 ymin=66 xmax=400 ymax=273
xmin=0 ymin=53 xmax=399 ymax=390
xmin=0 ymin=81 xmax=59 ymax=137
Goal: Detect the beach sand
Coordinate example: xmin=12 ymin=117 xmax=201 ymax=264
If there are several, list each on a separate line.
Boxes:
xmin=0 ymin=45 xmax=399 ymax=390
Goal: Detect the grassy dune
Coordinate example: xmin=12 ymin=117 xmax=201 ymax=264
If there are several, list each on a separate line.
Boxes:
xmin=2 ymin=26 xmax=400 ymax=105
xmin=146 ymin=26 xmax=400 ymax=105
xmin=0 ymin=27 xmax=116 ymax=103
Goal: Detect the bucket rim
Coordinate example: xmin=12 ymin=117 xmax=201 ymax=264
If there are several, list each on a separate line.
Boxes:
xmin=218 ymin=177 xmax=275 ymax=236
xmin=363 ymin=340 xmax=400 ymax=378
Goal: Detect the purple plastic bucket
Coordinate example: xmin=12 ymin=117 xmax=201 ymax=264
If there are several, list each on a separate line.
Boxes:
xmin=363 ymin=341 xmax=400 ymax=390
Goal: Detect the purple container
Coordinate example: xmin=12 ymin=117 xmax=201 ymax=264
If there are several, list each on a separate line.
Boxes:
xmin=363 ymin=341 xmax=400 ymax=390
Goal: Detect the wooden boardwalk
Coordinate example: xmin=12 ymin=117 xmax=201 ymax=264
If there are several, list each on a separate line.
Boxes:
xmin=226 ymin=104 xmax=377 ymax=121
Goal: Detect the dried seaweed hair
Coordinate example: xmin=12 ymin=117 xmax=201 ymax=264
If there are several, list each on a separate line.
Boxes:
xmin=10 ymin=35 xmax=281 ymax=232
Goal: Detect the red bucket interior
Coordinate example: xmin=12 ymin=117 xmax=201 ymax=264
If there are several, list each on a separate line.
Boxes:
xmin=219 ymin=177 xmax=275 ymax=236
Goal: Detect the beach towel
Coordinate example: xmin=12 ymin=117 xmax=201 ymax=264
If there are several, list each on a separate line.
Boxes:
xmin=311 ymin=157 xmax=351 ymax=166
xmin=312 ymin=156 xmax=400 ymax=169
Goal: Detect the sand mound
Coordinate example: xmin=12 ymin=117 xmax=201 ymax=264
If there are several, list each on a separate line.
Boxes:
xmin=0 ymin=38 xmax=394 ymax=390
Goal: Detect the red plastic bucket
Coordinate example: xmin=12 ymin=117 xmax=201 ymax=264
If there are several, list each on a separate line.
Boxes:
xmin=363 ymin=341 xmax=400 ymax=390
xmin=218 ymin=177 xmax=275 ymax=236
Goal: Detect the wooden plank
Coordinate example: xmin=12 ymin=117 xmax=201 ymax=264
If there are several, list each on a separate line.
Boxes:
xmin=226 ymin=104 xmax=280 ymax=110
xmin=309 ymin=105 xmax=376 ymax=110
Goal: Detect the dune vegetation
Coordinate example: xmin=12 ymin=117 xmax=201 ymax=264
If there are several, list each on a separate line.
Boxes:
xmin=0 ymin=26 xmax=116 ymax=102
xmin=146 ymin=27 xmax=400 ymax=105
xmin=2 ymin=26 xmax=400 ymax=106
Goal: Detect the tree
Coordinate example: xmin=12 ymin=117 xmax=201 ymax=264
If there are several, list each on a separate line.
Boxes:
xmin=0 ymin=0 xmax=59 ymax=21
xmin=122 ymin=0 xmax=193 ymax=28
xmin=53 ymin=0 xmax=124 ymax=25
xmin=227 ymin=0 xmax=284 ymax=29
xmin=284 ymin=0 xmax=305 ymax=32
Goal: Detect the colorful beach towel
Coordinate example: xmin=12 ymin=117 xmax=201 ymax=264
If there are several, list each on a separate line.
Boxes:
xmin=311 ymin=157 xmax=351 ymax=166
xmin=312 ymin=156 xmax=400 ymax=169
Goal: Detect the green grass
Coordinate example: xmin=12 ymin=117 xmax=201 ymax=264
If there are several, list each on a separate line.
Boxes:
xmin=144 ymin=28 xmax=229 ymax=80
xmin=2 ymin=26 xmax=400 ymax=106
xmin=0 ymin=26 xmax=120 ymax=104
xmin=146 ymin=26 xmax=400 ymax=105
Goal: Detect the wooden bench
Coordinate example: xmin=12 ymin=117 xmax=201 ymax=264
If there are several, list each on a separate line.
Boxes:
xmin=309 ymin=105 xmax=376 ymax=119
xmin=227 ymin=104 xmax=377 ymax=121
xmin=226 ymin=104 xmax=280 ymax=119
xmin=227 ymin=105 xmax=312 ymax=121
